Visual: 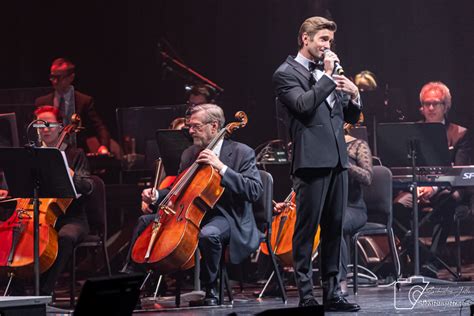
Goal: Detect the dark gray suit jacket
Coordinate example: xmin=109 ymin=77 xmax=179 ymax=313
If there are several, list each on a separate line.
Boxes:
xmin=273 ymin=56 xmax=362 ymax=174
xmin=159 ymin=139 xmax=263 ymax=264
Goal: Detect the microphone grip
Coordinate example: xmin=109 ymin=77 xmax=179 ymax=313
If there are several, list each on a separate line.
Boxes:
xmin=334 ymin=62 xmax=344 ymax=75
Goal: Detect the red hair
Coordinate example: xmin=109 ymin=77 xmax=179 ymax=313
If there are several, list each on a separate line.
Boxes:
xmin=34 ymin=105 xmax=62 ymax=122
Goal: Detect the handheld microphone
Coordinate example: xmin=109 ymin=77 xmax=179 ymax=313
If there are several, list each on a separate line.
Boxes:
xmin=323 ymin=49 xmax=344 ymax=75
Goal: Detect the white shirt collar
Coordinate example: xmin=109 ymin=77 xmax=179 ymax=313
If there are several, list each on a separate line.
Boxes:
xmin=295 ymin=52 xmax=316 ymax=71
xmin=212 ymin=138 xmax=224 ymax=158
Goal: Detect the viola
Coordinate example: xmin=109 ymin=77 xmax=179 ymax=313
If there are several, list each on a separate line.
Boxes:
xmin=260 ymin=190 xmax=320 ymax=267
xmin=131 ymin=112 xmax=247 ymax=274
xmin=0 ymin=115 xmax=81 ymax=277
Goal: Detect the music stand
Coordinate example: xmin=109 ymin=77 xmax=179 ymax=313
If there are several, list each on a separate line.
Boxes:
xmin=377 ymin=122 xmax=452 ymax=283
xmin=0 ymin=147 xmax=78 ymax=295
xmin=377 ymin=122 xmax=450 ymax=168
xmin=155 ymin=129 xmax=192 ymax=176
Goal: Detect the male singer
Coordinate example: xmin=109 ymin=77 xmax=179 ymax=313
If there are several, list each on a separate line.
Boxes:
xmin=273 ymin=16 xmax=361 ymax=312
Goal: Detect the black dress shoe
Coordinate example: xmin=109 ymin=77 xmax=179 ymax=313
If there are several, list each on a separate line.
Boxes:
xmin=324 ymin=295 xmax=360 ymax=312
xmin=298 ymin=297 xmax=320 ymax=307
xmin=189 ymin=287 xmax=218 ymax=306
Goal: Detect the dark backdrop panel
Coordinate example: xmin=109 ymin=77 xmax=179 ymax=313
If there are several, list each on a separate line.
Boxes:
xmin=1 ymin=0 xmax=473 ymax=165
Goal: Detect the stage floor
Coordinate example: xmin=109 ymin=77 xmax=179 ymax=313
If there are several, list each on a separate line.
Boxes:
xmin=45 ymin=279 xmax=474 ymax=315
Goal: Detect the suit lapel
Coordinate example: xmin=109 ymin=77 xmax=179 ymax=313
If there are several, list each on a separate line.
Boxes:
xmin=286 ymin=56 xmax=313 ymax=88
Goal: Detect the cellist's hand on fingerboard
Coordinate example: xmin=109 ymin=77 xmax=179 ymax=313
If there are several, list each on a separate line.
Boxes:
xmin=273 ymin=201 xmax=286 ymax=214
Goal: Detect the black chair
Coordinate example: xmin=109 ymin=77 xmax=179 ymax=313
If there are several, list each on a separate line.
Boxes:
xmin=352 ymin=165 xmax=400 ymax=294
xmin=253 ymin=170 xmax=287 ymax=303
xmin=70 ymin=175 xmax=112 ymax=306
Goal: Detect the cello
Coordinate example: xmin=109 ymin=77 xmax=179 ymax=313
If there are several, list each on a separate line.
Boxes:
xmin=0 ymin=115 xmax=81 ymax=277
xmin=260 ymin=190 xmax=320 ymax=267
xmin=141 ymin=158 xmax=177 ymax=213
xmin=131 ymin=111 xmax=247 ymax=274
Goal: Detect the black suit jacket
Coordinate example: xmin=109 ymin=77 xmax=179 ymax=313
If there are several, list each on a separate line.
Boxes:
xmin=273 ymin=56 xmax=362 ymax=174
xmin=159 ymin=139 xmax=263 ymax=264
xmin=35 ymin=90 xmax=111 ymax=149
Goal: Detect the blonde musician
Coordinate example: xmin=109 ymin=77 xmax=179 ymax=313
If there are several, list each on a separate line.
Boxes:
xmin=393 ymin=82 xmax=471 ymax=278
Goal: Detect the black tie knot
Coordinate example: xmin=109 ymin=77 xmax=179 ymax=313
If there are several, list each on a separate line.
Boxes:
xmin=308 ymin=61 xmax=324 ymax=72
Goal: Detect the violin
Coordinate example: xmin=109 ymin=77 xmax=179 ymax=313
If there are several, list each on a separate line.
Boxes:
xmin=260 ymin=190 xmax=320 ymax=267
xmin=131 ymin=112 xmax=247 ymax=274
xmin=0 ymin=115 xmax=82 ymax=277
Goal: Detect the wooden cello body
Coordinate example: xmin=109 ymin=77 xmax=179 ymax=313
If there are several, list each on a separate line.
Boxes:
xmin=131 ymin=111 xmax=247 ymax=274
xmin=0 ymin=198 xmax=71 ymax=276
xmin=0 ymin=114 xmax=81 ymax=277
xmin=132 ymin=165 xmax=224 ymax=272
xmin=260 ymin=190 xmax=320 ymax=267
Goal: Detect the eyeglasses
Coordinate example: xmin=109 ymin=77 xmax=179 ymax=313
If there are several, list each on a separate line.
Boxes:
xmin=187 ymin=122 xmax=211 ymax=131
xmin=421 ymin=101 xmax=444 ymax=108
xmin=49 ymin=72 xmax=72 ymax=81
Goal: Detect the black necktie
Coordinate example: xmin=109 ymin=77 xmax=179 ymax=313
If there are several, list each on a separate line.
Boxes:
xmin=308 ymin=61 xmax=324 ymax=72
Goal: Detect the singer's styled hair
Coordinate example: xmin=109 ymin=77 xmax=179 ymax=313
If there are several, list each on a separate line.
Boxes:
xmin=298 ymin=16 xmax=337 ymax=49
xmin=34 ymin=105 xmax=63 ymax=122
xmin=419 ymin=81 xmax=452 ymax=112
xmin=188 ymin=104 xmax=225 ymax=129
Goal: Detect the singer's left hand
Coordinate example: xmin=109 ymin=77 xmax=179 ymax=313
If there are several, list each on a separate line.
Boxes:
xmin=333 ymin=75 xmax=359 ymax=101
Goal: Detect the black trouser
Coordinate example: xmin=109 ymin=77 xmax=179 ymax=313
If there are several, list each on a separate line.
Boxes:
xmin=292 ymin=166 xmax=347 ymax=302
xmin=198 ymin=213 xmax=230 ymax=287
xmin=340 ymin=206 xmax=367 ymax=281
xmin=40 ymin=216 xmax=89 ymax=295
xmin=124 ymin=212 xmax=230 ymax=288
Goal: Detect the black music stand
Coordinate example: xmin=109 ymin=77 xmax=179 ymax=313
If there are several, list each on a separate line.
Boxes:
xmin=155 ymin=129 xmax=192 ymax=176
xmin=377 ymin=122 xmax=450 ymax=168
xmin=0 ymin=147 xmax=78 ymax=295
xmin=377 ymin=122 xmax=453 ymax=284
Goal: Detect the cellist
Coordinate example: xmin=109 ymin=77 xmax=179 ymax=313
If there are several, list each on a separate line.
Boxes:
xmin=122 ymin=104 xmax=263 ymax=306
xmin=33 ymin=105 xmax=93 ymax=295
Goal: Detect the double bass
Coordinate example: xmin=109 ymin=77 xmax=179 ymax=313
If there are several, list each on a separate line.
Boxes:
xmin=260 ymin=190 xmax=320 ymax=267
xmin=131 ymin=112 xmax=247 ymax=274
xmin=0 ymin=115 xmax=81 ymax=277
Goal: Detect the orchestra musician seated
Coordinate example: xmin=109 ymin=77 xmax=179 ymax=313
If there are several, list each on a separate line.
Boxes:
xmin=34 ymin=105 xmax=94 ymax=296
xmin=121 ymin=103 xmax=263 ymax=306
xmin=393 ymin=81 xmax=472 ymax=278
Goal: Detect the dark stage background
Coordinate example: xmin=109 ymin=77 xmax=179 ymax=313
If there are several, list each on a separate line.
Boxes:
xmin=1 ymin=0 xmax=474 ymax=150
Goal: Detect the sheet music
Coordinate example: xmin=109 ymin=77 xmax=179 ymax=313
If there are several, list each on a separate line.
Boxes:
xmin=60 ymin=150 xmax=80 ymax=199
